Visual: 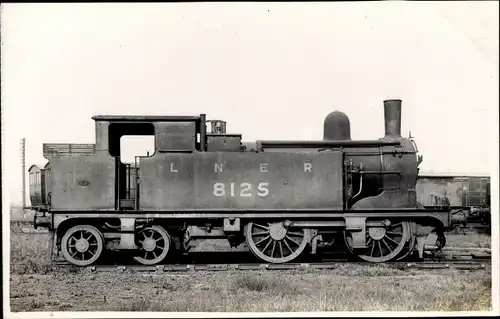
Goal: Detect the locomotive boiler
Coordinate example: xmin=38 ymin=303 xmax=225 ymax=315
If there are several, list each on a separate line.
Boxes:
xmin=30 ymin=99 xmax=453 ymax=266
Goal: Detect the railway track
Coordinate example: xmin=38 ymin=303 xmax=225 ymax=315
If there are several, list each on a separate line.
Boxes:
xmin=35 ymin=258 xmax=491 ymax=273
xmin=12 ymin=249 xmax=490 ymax=274
xmin=10 ymin=220 xmax=491 ymax=273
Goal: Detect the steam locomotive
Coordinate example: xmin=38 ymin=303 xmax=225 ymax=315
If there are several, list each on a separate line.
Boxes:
xmin=29 ymin=99 xmax=456 ymax=266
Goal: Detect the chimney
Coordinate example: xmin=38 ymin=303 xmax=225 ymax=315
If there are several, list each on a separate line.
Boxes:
xmin=383 ymin=99 xmax=402 ymax=139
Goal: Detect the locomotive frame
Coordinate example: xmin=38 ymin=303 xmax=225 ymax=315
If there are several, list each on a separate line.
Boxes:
xmin=31 ymin=99 xmax=456 ymax=266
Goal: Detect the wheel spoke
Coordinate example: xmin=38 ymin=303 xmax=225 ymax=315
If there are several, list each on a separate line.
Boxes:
xmin=278 ymin=241 xmax=284 ymax=258
xmin=262 ymin=238 xmax=273 ymax=253
xmin=254 ymin=223 xmax=269 ymax=230
xmin=384 ymin=235 xmax=399 ymax=245
xmin=85 ymin=233 xmax=93 ymax=241
xmin=377 ymin=241 xmax=383 ymax=257
xmin=287 ymin=231 xmax=303 ymax=237
xmin=387 ymin=231 xmax=403 ymax=236
xmin=381 ymin=238 xmax=393 ymax=253
xmin=283 ymin=239 xmax=293 ymax=255
xmin=389 ymin=223 xmax=402 ymax=229
xmin=285 ymin=235 xmax=301 ymax=246
xmin=254 ymin=235 xmax=270 ymax=246
xmin=252 ymin=231 xmax=268 ymax=236
xmin=370 ymin=242 xmax=375 ymax=256
xmin=270 ymin=241 xmax=276 ymax=257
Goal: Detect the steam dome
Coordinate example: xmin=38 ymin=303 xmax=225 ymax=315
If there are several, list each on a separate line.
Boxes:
xmin=323 ymin=111 xmax=351 ymax=140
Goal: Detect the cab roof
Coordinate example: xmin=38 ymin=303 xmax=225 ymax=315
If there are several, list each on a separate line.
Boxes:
xmin=91 ymin=115 xmax=202 ymax=122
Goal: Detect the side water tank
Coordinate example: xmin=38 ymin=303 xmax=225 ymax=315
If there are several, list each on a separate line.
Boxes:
xmin=323 ymin=111 xmax=351 ymax=140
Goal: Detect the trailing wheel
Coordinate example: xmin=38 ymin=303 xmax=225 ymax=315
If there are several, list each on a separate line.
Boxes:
xmin=245 ymin=221 xmax=310 ymax=264
xmin=133 ymin=225 xmax=171 ymax=266
xmin=61 ymin=225 xmax=104 ymax=267
xmin=344 ymin=220 xmax=410 ymax=263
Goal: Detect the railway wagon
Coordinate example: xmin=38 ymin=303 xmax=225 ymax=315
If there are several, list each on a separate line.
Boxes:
xmin=43 ymin=162 xmax=52 ymax=208
xmin=28 ymin=164 xmax=46 ymax=208
xmin=416 ymin=174 xmax=491 ymax=225
xmin=32 ymin=99 xmax=457 ymax=267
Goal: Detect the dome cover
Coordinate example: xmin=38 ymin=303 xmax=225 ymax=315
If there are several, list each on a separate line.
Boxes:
xmin=323 ymin=111 xmax=351 ymax=140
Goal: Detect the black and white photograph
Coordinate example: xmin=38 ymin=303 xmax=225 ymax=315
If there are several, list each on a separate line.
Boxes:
xmin=2 ymin=1 xmax=498 ymax=317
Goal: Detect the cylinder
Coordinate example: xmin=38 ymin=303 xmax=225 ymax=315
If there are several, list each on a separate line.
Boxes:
xmin=384 ymin=99 xmax=402 ymax=138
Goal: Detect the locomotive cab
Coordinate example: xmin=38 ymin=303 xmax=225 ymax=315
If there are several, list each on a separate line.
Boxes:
xmin=94 ymin=115 xmax=207 ymax=210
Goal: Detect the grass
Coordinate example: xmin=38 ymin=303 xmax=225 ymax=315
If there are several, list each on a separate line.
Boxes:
xmin=8 ymin=221 xmax=493 ymax=312
xmin=10 ymin=232 xmax=54 ymax=275
xmin=443 ymin=232 xmax=491 ymax=248
xmin=9 ymin=266 xmax=492 ymax=312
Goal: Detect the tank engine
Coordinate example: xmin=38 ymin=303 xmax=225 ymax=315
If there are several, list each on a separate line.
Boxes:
xmin=31 ymin=99 xmax=453 ymax=266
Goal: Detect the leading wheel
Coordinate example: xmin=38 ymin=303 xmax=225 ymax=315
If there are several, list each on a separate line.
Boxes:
xmin=133 ymin=225 xmax=171 ymax=265
xmin=61 ymin=225 xmax=104 ymax=267
xmin=245 ymin=221 xmax=310 ymax=264
xmin=344 ymin=220 xmax=410 ymax=263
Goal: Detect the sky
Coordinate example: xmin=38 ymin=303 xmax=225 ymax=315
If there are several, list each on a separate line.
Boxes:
xmin=2 ymin=2 xmax=499 ymax=205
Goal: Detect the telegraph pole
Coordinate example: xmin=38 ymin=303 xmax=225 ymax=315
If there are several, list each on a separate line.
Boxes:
xmin=20 ymin=138 xmax=26 ymax=217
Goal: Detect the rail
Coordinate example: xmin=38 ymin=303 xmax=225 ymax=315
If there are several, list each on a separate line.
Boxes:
xmin=26 ymin=259 xmax=490 ymax=274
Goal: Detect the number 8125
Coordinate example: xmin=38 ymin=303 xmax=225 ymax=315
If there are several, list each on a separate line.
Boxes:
xmin=213 ymin=182 xmax=269 ymax=197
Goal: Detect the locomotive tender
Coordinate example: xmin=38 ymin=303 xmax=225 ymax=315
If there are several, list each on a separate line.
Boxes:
xmin=31 ymin=99 xmax=454 ymax=266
